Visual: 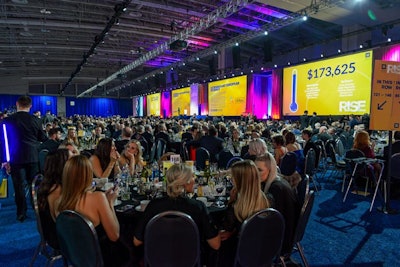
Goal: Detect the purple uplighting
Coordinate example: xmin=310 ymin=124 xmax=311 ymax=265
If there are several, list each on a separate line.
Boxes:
xmin=382 ymin=44 xmax=400 ymax=61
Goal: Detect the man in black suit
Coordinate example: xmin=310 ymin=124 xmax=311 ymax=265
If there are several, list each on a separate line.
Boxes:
xmin=38 ymin=127 xmax=61 ymax=153
xmin=2 ymin=96 xmax=48 ymax=222
xmin=300 ymin=110 xmax=309 ymax=130
xmin=199 ymin=125 xmax=224 ymax=163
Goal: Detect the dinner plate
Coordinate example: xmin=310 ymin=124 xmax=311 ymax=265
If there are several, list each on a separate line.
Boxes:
xmin=113 ymin=200 xmax=122 ymax=206
xmin=135 ymin=206 xmax=144 ymax=212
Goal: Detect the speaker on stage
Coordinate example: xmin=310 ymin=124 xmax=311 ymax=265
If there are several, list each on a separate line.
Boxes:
xmin=232 ymin=46 xmax=241 ymax=69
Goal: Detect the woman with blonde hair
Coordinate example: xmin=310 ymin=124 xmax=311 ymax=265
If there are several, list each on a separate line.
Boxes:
xmin=218 ymin=160 xmax=270 ymax=266
xmin=255 ymin=152 xmax=300 ymax=257
xmin=246 ymin=138 xmax=269 ymax=160
xmin=118 ymin=140 xmax=145 ymax=176
xmin=55 ymin=155 xmax=129 ymax=266
xmin=133 ymin=163 xmax=221 ymax=263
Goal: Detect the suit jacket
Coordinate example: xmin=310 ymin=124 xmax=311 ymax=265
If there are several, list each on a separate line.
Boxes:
xmin=38 ymin=139 xmax=60 ymax=153
xmin=4 ymin=111 xmax=48 ymax=164
xmin=199 ymin=135 xmax=224 ymax=162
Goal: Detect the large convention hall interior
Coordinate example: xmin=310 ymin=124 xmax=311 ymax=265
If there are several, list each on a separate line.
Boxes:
xmin=0 ymin=1 xmax=400 ymax=267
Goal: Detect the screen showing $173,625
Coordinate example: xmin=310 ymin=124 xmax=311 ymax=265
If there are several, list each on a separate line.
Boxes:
xmin=282 ymin=50 xmax=373 ymax=116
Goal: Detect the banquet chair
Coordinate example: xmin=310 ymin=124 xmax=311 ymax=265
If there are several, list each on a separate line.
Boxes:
xmin=38 ymin=149 xmax=49 ymax=174
xmin=226 ymin=156 xmax=243 ymax=169
xmin=234 ymin=208 xmax=285 ymax=267
xmin=140 ymin=138 xmax=150 ymax=161
xmin=153 ymin=138 xmax=167 ymax=162
xmin=325 ymin=142 xmax=346 ymax=182
xmin=195 ymin=147 xmax=210 ymax=171
xmin=280 ymin=151 xmax=298 ymax=175
xmin=144 ymin=211 xmax=201 ymax=267
xmin=288 ymin=190 xmax=315 ymax=267
xmin=30 ymin=174 xmax=67 ymax=267
xmin=304 ymin=148 xmax=319 ymax=193
xmin=218 ymin=150 xmax=234 ymax=169
xmin=56 ymin=210 xmax=103 ymax=267
xmin=342 ymin=149 xmax=370 ymax=197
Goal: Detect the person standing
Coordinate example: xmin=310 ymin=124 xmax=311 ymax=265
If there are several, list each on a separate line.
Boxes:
xmin=3 ymin=95 xmax=48 ymax=222
xmin=300 ymin=110 xmax=309 ymax=130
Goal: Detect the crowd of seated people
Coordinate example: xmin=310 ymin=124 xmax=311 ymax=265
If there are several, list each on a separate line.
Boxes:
xmin=5 ymin=106 xmax=398 ymax=266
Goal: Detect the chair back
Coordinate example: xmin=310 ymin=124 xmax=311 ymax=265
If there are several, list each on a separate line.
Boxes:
xmin=154 ymin=138 xmax=167 ymax=161
xmin=293 ymin=190 xmax=315 ymax=244
xmin=344 ymin=149 xmax=365 ymax=174
xmin=180 ymin=141 xmax=190 ymax=162
xmin=218 ymin=150 xmax=234 ymax=169
xmin=195 ymin=147 xmax=210 ymax=171
xmin=32 ymin=174 xmax=46 ymax=243
xmin=56 ymin=210 xmax=103 ymax=267
xmin=140 ymin=138 xmax=150 ymax=161
xmin=234 ymin=208 xmax=285 ymax=267
xmin=226 ymin=156 xmax=243 ymax=169
xmin=335 ymin=138 xmax=345 ymax=157
xmin=391 ymin=153 xmax=400 ymax=179
xmin=297 ymin=175 xmax=310 ymax=208
xmin=30 ymin=175 xmax=65 ymax=267
xmin=144 ymin=211 xmax=201 ymax=267
xmin=38 ymin=149 xmax=49 ymax=174
xmin=280 ymin=151 xmax=298 ymax=176
xmin=304 ymin=148 xmax=316 ymax=176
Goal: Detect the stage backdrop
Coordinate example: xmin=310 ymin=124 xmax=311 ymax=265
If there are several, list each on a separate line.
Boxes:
xmin=172 ymin=87 xmax=191 ymax=116
xmin=147 ymin=93 xmax=161 ymax=116
xmin=208 ymin=75 xmax=247 ymax=116
xmin=282 ymin=50 xmax=373 ymax=116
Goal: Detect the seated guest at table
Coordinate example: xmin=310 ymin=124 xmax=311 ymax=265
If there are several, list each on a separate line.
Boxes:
xmin=244 ymin=138 xmax=269 ymax=160
xmin=55 ymin=155 xmax=129 ymax=267
xmin=63 ymin=126 xmax=81 ymax=149
xmin=133 ymin=163 xmax=220 ymax=265
xmin=142 ymin=124 xmax=155 ymax=150
xmin=118 ymin=140 xmax=145 ymax=176
xmin=302 ymin=129 xmax=319 ymax=161
xmin=58 ymin=141 xmax=80 ymax=156
xmin=90 ymin=138 xmax=121 ymax=180
xmin=353 ymin=130 xmax=381 ymax=178
xmin=284 ymin=131 xmax=305 ymax=175
xmin=199 ymin=125 xmax=224 ymax=163
xmin=226 ymin=127 xmax=242 ymax=156
xmin=284 ymin=131 xmax=302 ymax=152
xmin=115 ymin=126 xmax=132 ymax=154
xmin=272 ymin=135 xmax=288 ymax=166
xmin=37 ymin=149 xmax=70 ymax=249
xmin=218 ymin=160 xmax=270 ymax=266
xmin=255 ymin=152 xmax=300 ymax=257
xmin=39 ymin=127 xmax=62 ymax=153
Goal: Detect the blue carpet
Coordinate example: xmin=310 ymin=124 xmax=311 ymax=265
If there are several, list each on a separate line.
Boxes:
xmin=1 ymin=171 xmax=400 ymax=267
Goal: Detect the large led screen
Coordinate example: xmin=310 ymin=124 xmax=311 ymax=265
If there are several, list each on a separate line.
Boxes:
xmin=147 ymin=93 xmax=160 ymax=116
xmin=208 ymin=75 xmax=247 ymax=116
xmin=283 ymin=50 xmax=373 ymax=116
xmin=172 ymin=87 xmax=191 ymax=116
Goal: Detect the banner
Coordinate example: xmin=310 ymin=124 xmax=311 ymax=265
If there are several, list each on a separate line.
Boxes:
xmin=172 ymin=87 xmax=191 ymax=116
xmin=370 ymin=60 xmax=400 ymax=130
xmin=208 ymin=75 xmax=247 ymax=116
xmin=146 ymin=93 xmax=160 ymax=116
xmin=283 ymin=51 xmax=373 ymax=115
